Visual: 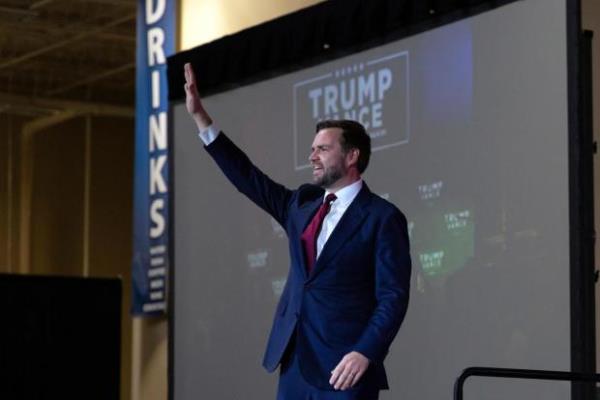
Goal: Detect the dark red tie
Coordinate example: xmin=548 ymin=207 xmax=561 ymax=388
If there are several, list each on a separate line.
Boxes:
xmin=301 ymin=193 xmax=337 ymax=274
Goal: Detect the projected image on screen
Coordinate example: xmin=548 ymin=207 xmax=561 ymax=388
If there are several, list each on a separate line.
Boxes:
xmin=173 ymin=1 xmax=570 ymax=399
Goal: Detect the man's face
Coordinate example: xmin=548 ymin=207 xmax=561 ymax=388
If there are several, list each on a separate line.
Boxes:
xmin=309 ymin=128 xmax=348 ymax=188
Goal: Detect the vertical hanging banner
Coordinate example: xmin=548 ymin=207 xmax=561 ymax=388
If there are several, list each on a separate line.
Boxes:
xmin=132 ymin=0 xmax=175 ymax=315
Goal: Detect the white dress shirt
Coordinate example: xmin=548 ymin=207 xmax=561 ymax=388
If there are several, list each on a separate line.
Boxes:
xmin=198 ymin=124 xmax=363 ymax=259
xmin=316 ymin=180 xmax=362 ymax=258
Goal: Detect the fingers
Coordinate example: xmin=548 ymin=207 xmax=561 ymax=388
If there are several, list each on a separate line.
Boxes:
xmin=184 ymin=62 xmax=196 ymax=85
xmin=350 ymin=369 xmax=364 ymax=387
xmin=182 ymin=62 xmax=212 ymax=129
xmin=184 ymin=63 xmax=200 ymax=100
xmin=330 ymin=363 xmax=359 ymax=390
xmin=329 ymin=362 xmax=344 ymax=389
xmin=184 ymin=65 xmax=193 ymax=92
xmin=335 ymin=367 xmax=355 ymax=390
xmin=184 ymin=63 xmax=190 ymax=83
xmin=329 ymin=353 xmax=367 ymax=390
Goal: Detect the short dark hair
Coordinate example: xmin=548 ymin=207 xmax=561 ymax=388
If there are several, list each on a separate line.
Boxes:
xmin=315 ymin=119 xmax=371 ymax=174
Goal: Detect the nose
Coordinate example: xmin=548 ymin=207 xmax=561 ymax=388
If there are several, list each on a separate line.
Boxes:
xmin=309 ymin=149 xmax=318 ymax=163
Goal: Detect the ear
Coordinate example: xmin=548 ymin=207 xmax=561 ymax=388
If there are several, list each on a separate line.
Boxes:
xmin=345 ymin=148 xmax=360 ymax=169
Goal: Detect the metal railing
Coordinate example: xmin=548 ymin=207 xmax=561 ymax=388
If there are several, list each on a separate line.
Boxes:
xmin=454 ymin=367 xmax=600 ymax=400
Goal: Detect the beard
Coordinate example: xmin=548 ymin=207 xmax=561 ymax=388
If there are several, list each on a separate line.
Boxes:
xmin=313 ymin=162 xmax=345 ymax=188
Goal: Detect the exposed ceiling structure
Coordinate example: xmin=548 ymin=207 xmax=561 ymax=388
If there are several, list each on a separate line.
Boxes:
xmin=0 ymin=0 xmax=136 ymax=118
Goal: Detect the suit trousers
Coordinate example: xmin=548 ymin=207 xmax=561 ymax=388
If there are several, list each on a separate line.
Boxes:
xmin=276 ymin=334 xmax=379 ymax=400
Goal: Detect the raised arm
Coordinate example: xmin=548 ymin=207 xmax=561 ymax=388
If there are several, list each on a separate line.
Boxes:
xmin=182 ymin=62 xmax=294 ymax=228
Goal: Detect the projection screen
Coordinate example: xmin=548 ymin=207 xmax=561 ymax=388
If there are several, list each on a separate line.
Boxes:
xmin=172 ymin=0 xmax=574 ymax=399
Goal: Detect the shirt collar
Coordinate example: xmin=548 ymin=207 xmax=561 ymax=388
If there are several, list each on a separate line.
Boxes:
xmin=324 ymin=179 xmax=363 ymax=207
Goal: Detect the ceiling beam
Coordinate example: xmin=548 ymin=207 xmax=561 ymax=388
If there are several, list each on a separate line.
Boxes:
xmin=0 ymin=92 xmax=134 ymax=117
xmin=0 ymin=103 xmax=58 ymax=117
xmin=29 ymin=0 xmax=55 ymax=10
xmin=0 ymin=13 xmax=136 ymax=70
xmin=45 ymin=62 xmax=135 ymax=96
xmin=0 ymin=5 xmax=39 ymax=17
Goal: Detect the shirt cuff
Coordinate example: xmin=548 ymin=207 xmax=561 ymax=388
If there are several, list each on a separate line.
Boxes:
xmin=198 ymin=124 xmax=220 ymax=145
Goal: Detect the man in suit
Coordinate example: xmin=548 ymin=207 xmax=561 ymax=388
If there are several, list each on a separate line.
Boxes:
xmin=184 ymin=63 xmax=411 ymax=400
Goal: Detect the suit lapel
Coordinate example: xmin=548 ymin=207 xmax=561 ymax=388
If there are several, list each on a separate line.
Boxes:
xmin=309 ymin=184 xmax=372 ymax=279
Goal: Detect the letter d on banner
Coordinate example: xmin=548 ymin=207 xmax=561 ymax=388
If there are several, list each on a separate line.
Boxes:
xmin=132 ymin=0 xmax=175 ymax=316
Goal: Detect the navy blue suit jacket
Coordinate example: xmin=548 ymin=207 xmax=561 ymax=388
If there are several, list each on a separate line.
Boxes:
xmin=205 ymin=133 xmax=411 ymax=390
